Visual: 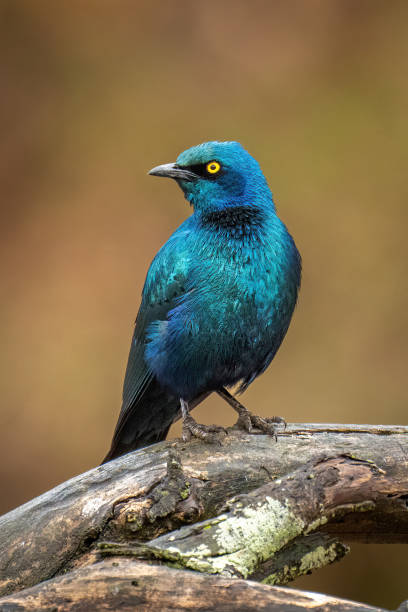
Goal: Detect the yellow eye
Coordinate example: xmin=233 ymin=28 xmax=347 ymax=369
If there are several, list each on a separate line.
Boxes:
xmin=206 ymin=161 xmax=221 ymax=175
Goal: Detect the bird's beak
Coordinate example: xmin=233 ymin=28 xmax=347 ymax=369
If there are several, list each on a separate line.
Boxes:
xmin=148 ymin=163 xmax=197 ymax=182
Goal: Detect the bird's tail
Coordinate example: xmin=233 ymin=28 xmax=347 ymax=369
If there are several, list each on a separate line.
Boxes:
xmin=101 ymin=379 xmax=180 ymax=463
xmin=101 ymin=381 xmax=210 ymax=464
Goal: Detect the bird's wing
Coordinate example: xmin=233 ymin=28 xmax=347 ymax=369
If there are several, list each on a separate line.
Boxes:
xmin=109 ymin=222 xmax=193 ymax=445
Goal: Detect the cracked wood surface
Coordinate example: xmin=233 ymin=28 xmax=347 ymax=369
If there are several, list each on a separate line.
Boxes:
xmin=0 ymin=560 xmax=390 ymax=612
xmin=0 ymin=423 xmax=407 ymax=598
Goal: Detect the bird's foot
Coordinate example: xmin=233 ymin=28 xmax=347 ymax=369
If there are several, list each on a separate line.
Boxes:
xmin=182 ymin=414 xmax=227 ymax=444
xmin=234 ymin=404 xmax=286 ymax=441
xmin=216 ymin=387 xmax=286 ymax=441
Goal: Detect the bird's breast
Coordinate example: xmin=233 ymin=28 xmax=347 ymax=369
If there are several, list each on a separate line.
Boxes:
xmin=144 ymin=216 xmax=301 ymax=399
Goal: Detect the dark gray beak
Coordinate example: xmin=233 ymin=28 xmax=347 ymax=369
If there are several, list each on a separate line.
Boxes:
xmin=148 ymin=162 xmax=197 ymax=182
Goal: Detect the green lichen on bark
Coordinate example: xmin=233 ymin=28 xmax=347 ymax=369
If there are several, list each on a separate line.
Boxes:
xmin=261 ymin=539 xmax=349 ymax=585
xmin=179 ymin=481 xmax=190 ymax=500
xmin=144 ymin=496 xmax=306 ymax=578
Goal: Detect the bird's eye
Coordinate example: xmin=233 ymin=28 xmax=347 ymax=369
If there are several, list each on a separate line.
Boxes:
xmin=206 ymin=161 xmax=221 ymax=175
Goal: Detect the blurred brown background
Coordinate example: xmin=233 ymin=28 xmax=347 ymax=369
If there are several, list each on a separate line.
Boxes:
xmin=1 ymin=0 xmax=407 ymax=607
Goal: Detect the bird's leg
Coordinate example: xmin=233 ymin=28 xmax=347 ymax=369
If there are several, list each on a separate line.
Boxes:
xmin=180 ymin=398 xmax=227 ymax=443
xmin=217 ymin=387 xmax=286 ymax=441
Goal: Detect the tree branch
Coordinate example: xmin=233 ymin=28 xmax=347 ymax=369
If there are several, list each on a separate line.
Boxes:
xmin=0 ymin=423 xmax=407 ymax=609
xmin=0 ymin=560 xmax=390 ymax=612
xmin=98 ymin=454 xmax=406 ymax=581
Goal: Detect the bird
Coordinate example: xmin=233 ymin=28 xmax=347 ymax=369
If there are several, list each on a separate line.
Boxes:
xmin=102 ymin=141 xmax=301 ymax=463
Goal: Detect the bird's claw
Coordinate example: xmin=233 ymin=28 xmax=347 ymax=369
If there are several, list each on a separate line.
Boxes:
xmin=235 ymin=409 xmax=286 ymax=441
xmin=182 ymin=415 xmax=227 ymax=444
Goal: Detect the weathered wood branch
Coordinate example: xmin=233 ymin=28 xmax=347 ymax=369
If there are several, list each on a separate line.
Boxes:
xmin=0 ymin=560 xmax=390 ymax=612
xmin=0 ymin=423 xmax=407 ymax=610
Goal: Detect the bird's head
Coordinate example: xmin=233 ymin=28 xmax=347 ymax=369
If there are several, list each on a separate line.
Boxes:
xmin=148 ymin=141 xmax=274 ymax=213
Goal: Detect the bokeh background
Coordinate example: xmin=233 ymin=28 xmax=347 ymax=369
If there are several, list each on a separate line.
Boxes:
xmin=1 ymin=0 xmax=407 ymax=607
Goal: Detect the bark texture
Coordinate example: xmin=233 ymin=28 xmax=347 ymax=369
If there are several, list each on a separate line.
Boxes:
xmin=0 ymin=560 xmax=388 ymax=612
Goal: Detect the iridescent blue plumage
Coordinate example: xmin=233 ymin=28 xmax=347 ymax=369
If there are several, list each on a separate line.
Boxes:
xmin=103 ymin=141 xmax=301 ymax=462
